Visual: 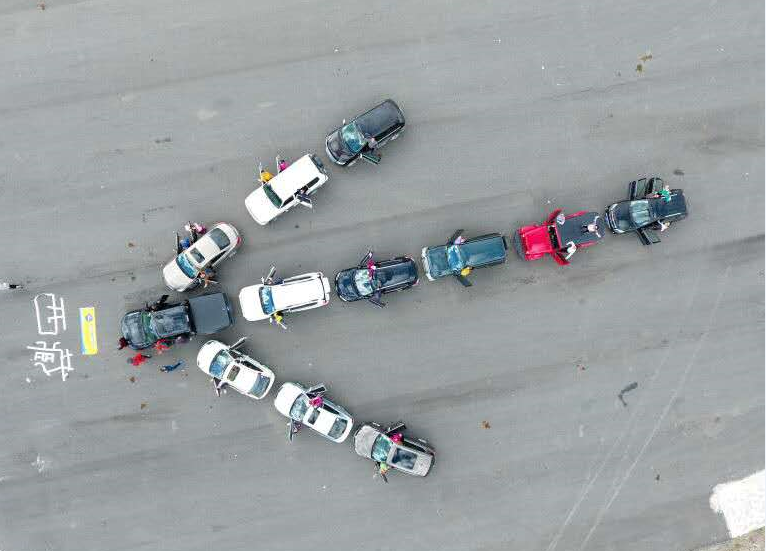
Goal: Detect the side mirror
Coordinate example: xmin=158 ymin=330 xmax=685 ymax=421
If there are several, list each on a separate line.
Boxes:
xmin=447 ymin=229 xmax=465 ymax=245
xmin=455 ymin=274 xmax=472 ymax=287
xmin=342 ymin=119 xmax=346 ymax=125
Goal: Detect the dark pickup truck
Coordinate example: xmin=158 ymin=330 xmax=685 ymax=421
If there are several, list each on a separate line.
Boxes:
xmin=121 ymin=293 xmax=235 ymax=350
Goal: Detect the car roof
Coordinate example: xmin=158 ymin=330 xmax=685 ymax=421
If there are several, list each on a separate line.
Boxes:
xmin=270 ymin=276 xmax=325 ymax=309
xmin=268 ymin=155 xmax=326 ymax=201
xmin=556 ymin=212 xmax=604 ymax=246
xmin=653 ymin=190 xmax=687 ymax=217
xmin=461 ymin=234 xmax=507 ymax=265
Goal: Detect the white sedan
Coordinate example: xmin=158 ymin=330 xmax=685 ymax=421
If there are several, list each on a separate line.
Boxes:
xmin=238 ymin=268 xmax=330 ymax=323
xmin=197 ymin=338 xmax=275 ymax=400
xmin=162 ymin=223 xmax=242 ymax=292
xmin=273 ymin=382 xmax=353 ymax=443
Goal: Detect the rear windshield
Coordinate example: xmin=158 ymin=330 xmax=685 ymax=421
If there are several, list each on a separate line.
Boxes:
xmin=390 ymin=447 xmax=417 ymax=469
xmin=328 ymin=418 xmax=348 ymax=440
xmin=207 ymin=228 xmax=231 ymax=249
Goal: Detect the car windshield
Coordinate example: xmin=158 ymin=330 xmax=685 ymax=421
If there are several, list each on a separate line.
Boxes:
xmin=328 ymin=418 xmax=348 ymax=440
xmin=629 ymin=200 xmax=652 ymax=227
xmin=289 ymin=394 xmax=309 ymax=421
xmin=446 ymin=244 xmax=466 ymax=271
xmin=141 ymin=312 xmax=160 ymax=342
xmin=175 ymin=253 xmax=197 ymax=278
xmin=353 ymin=269 xmax=376 ymax=297
xmin=259 ymin=286 xmax=276 ymax=315
xmin=390 ymin=447 xmax=418 ymax=469
xmin=209 ymin=350 xmax=233 ymax=378
xmin=371 ymin=434 xmax=393 ymax=463
xmin=340 ymin=122 xmax=365 ymax=154
xmin=250 ymin=374 xmax=270 ymax=398
xmin=263 ymin=183 xmax=283 ymax=209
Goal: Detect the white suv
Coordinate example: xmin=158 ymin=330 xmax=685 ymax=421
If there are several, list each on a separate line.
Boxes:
xmin=245 ymin=154 xmax=329 ymax=225
xmin=238 ymin=267 xmax=330 ymax=323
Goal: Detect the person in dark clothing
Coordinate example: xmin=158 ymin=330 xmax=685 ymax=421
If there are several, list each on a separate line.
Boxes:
xmin=118 ymin=337 xmax=129 ymax=350
xmin=160 ymin=360 xmax=184 ymax=372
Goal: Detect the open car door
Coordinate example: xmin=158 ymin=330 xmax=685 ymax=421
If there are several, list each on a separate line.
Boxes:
xmin=629 ymin=178 xmax=657 ymax=200
xmin=637 ymin=227 xmax=661 ymax=245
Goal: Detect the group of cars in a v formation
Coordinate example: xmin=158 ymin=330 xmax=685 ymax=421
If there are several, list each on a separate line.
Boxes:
xmin=120 ymin=99 xmax=689 ymax=481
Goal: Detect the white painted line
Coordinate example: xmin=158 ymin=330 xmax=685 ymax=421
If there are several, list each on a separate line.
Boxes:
xmin=710 ymin=470 xmax=765 ymax=538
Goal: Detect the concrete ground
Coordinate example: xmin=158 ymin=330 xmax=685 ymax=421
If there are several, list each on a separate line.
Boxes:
xmin=0 ymin=0 xmax=763 ymax=550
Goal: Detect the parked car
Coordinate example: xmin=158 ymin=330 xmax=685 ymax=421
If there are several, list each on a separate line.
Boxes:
xmin=245 ymin=154 xmax=329 ymax=225
xmin=273 ymin=382 xmax=353 ymax=443
xmin=238 ymin=267 xmax=330 ymax=326
xmin=197 ymin=337 xmax=276 ymax=400
xmin=513 ymin=209 xmax=605 ymax=265
xmin=121 ymin=293 xmax=235 ymax=350
xmin=605 ymin=177 xmax=688 ymax=245
xmin=335 ymin=250 xmax=418 ymax=307
xmin=162 ymin=223 xmax=241 ymax=292
xmin=421 ymin=230 xmax=508 ymax=286
xmin=325 ymin=99 xmax=405 ymax=166
xmin=354 ymin=422 xmax=435 ymax=478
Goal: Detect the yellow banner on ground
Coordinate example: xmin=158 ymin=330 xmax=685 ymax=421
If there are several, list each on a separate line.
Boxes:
xmin=79 ymin=307 xmax=98 ymax=355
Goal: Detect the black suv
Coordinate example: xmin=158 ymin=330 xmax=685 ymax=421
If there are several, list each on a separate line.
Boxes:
xmin=325 ymin=99 xmax=405 ymax=166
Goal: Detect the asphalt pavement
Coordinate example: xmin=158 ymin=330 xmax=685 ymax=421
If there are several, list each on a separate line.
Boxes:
xmin=0 ymin=0 xmax=763 ymax=550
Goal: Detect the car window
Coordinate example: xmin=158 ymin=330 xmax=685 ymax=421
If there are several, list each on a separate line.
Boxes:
xmin=188 ymin=248 xmax=205 ymax=264
xmin=353 ymin=269 xmax=374 ymax=296
xmin=446 ymin=244 xmax=466 ymax=271
xmin=207 ymin=228 xmax=231 ymax=250
xmin=250 ymin=374 xmax=270 ymax=398
xmin=305 ymin=176 xmax=320 ymax=189
xmin=175 ymin=253 xmax=197 ymax=278
xmin=209 ymin=349 xmax=233 ymax=378
xmin=323 ymin=403 xmax=339 ymax=415
xmin=371 ymin=434 xmax=392 ymax=462
xmin=209 ymin=251 xmax=226 ymax=265
xmin=259 ymin=286 xmax=276 ymax=315
xmin=263 ymin=184 xmax=282 ymax=208
xmin=307 ymin=408 xmax=320 ymax=425
xmin=340 ymin=122 xmax=365 ymax=154
xmin=390 ymin=447 xmax=417 ymax=469
xmin=328 ymin=418 xmax=348 ymax=440
xmin=140 ymin=312 xmax=160 ymax=342
xmin=629 ymin=200 xmax=651 ymax=227
xmin=226 ymin=364 xmax=240 ymax=382
xmin=289 ymin=394 xmax=309 ymax=421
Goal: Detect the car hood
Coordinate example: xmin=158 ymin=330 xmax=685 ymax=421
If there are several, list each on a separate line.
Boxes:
xmin=354 ymin=425 xmax=380 ymax=458
xmin=273 ymin=382 xmax=304 ymax=417
xmin=325 ymin=130 xmax=354 ymax=164
xmin=608 ymin=202 xmax=633 ymax=231
xmin=245 ymin=187 xmax=280 ymax=225
xmin=423 ymin=246 xmax=452 ymax=278
xmin=519 ymin=224 xmax=553 ymax=257
xmin=162 ymin=259 xmax=195 ymax=291
xmin=196 ymin=339 xmax=227 ymax=376
xmin=355 ymin=99 xmax=405 ymax=138
xmin=335 ymin=269 xmax=361 ymax=300
xmin=238 ymin=285 xmax=269 ymax=321
xmin=121 ymin=311 xmax=152 ymax=349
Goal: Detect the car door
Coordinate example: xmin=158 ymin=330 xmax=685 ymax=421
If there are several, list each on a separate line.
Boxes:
xmin=629 ymin=178 xmax=657 ymax=200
